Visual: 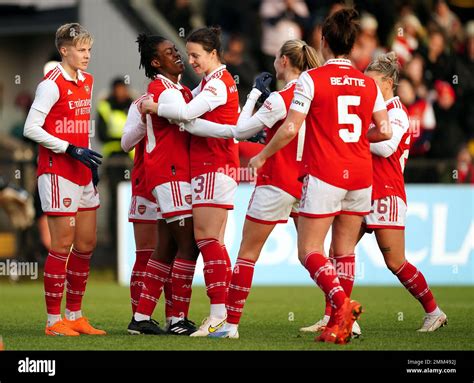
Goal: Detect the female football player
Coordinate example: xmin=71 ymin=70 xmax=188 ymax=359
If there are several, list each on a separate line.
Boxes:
xmin=141 ymin=26 xmax=239 ymax=336
xmin=303 ymin=52 xmax=447 ymax=334
xmin=249 ymin=9 xmax=393 ymax=344
xmin=127 ymin=34 xmax=199 ymax=336
xmin=24 ymin=23 xmax=105 ymax=336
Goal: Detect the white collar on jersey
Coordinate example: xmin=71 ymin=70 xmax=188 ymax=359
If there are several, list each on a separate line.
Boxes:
xmin=324 ymin=58 xmax=353 ymax=66
xmin=385 ymin=96 xmax=401 ymax=106
xmin=57 ymin=63 xmax=85 ymax=82
xmin=154 ymin=74 xmax=183 ymax=89
xmin=204 ymin=64 xmax=226 ymax=82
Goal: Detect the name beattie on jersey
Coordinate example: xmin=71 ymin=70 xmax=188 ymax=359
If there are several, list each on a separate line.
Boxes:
xmin=330 ymin=76 xmax=366 ymax=87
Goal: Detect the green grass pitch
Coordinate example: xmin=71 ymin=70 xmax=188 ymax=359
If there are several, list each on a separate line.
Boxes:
xmin=0 ymin=281 xmax=472 ymax=350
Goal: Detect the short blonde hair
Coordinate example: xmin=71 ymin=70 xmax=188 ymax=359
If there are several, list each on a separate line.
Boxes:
xmin=55 ymin=23 xmax=93 ymax=53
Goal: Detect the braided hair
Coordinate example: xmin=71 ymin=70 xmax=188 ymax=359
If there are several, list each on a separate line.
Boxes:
xmin=136 ymin=33 xmax=167 ymax=79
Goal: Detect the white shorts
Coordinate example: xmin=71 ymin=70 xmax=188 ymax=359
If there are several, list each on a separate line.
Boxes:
xmin=364 ymin=196 xmax=406 ymax=231
xmin=299 ymin=175 xmax=371 ymax=218
xmin=152 ymin=181 xmax=192 ymax=223
xmin=38 ymin=173 xmax=100 ymax=216
xmin=128 ymin=195 xmax=161 ymax=223
xmin=246 ymin=185 xmax=299 ymax=224
xmin=191 ymin=172 xmax=237 ymax=209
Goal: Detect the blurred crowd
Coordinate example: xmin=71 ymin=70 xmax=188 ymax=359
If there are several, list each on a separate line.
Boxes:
xmin=155 ymin=0 xmax=474 ymax=183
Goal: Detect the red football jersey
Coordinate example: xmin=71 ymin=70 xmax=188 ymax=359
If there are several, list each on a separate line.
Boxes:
xmin=372 ymin=97 xmax=411 ymax=203
xmin=36 ymin=66 xmax=94 ymax=185
xmin=190 ymin=67 xmax=239 ymax=178
xmin=145 ymin=75 xmax=193 ymax=192
xmin=292 ymin=58 xmax=386 ymax=190
xmin=256 ymin=81 xmax=303 ymax=198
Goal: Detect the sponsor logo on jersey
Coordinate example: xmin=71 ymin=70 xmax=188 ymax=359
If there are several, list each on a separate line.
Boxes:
xmin=378 ymin=216 xmax=385 ymax=221
xmin=67 ymin=89 xmax=73 ymax=95
xmin=138 ymin=205 xmax=146 ymax=215
xmin=203 ymin=86 xmax=217 ymax=96
xmin=330 ymin=75 xmax=366 ymax=87
xmin=84 ymin=85 xmax=90 ymax=94
xmin=63 ymin=198 xmax=72 ymax=208
xmin=263 ymin=100 xmax=273 ymax=111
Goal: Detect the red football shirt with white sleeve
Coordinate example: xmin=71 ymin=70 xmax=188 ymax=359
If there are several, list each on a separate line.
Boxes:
xmin=33 ymin=65 xmax=94 ymax=186
xmin=190 ymin=65 xmax=239 ymax=178
xmin=145 ymin=75 xmax=193 ymax=192
xmin=255 ymin=80 xmax=304 ymax=198
xmin=371 ymin=96 xmax=411 ymax=203
xmin=290 ymin=58 xmax=386 ymax=190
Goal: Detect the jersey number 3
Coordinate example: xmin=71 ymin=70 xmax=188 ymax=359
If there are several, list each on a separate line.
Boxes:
xmin=337 ymin=95 xmax=361 ymax=143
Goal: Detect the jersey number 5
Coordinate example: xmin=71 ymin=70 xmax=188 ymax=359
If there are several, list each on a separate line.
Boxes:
xmin=338 ymin=95 xmax=362 ymax=143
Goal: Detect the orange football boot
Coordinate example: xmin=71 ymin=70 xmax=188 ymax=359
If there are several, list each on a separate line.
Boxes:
xmin=315 ymin=325 xmax=338 ymax=343
xmin=45 ymin=320 xmax=80 ymax=336
xmin=334 ymin=298 xmax=363 ymax=344
xmin=63 ymin=317 xmax=106 ymax=335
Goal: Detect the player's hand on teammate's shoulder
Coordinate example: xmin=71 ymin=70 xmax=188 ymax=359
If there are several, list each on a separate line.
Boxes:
xmin=66 ymin=144 xmax=103 ymax=169
xmin=254 ymin=72 xmax=273 ymax=103
xmin=139 ymin=94 xmax=156 ymax=115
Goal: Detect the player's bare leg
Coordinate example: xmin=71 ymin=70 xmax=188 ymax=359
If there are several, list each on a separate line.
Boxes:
xmin=191 ymin=206 xmax=230 ymax=336
xmin=62 ymin=209 xmax=105 ymax=335
xmin=375 ymin=229 xmax=447 ymax=332
xmin=44 ymin=216 xmax=79 ymax=336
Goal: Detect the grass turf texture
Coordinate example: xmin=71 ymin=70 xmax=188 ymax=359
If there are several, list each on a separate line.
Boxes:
xmin=1 ymin=281 xmax=472 ymax=350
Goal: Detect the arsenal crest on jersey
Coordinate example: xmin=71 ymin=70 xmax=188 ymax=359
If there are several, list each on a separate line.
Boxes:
xmin=63 ymin=198 xmax=72 ymax=208
xmin=138 ymin=205 xmax=147 ymax=215
xmin=84 ymin=85 xmax=90 ymax=94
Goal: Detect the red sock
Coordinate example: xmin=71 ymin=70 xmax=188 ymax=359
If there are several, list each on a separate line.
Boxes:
xmin=44 ymin=250 xmax=68 ymax=315
xmin=226 ymin=258 xmax=255 ymax=325
xmin=394 ymin=261 xmax=437 ymax=313
xmin=164 ymin=263 xmax=174 ymax=319
xmin=332 ymin=253 xmax=355 ymax=298
xmin=130 ymin=249 xmax=153 ymax=314
xmin=324 ymin=297 xmax=332 ymax=317
xmin=135 ymin=259 xmax=171 ymax=317
xmin=65 ymin=248 xmax=92 ymax=312
xmin=171 ymin=258 xmax=196 ymax=319
xmin=196 ymin=238 xmax=227 ymax=304
xmin=221 ymin=244 xmax=233 ymax=292
xmin=303 ymin=252 xmax=346 ymax=310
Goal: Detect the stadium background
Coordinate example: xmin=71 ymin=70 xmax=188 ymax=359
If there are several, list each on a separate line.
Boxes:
xmin=0 ymin=0 xmax=472 ymax=351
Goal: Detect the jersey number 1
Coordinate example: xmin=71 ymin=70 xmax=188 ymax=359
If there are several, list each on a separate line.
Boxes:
xmin=338 ymin=95 xmax=362 ymax=143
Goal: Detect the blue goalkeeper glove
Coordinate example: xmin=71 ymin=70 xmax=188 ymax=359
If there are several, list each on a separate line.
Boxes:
xmin=254 ymin=72 xmax=273 ymax=103
xmin=66 ymin=144 xmax=103 ymax=169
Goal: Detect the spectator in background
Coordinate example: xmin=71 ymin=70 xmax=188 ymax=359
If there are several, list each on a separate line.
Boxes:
xmin=351 ymin=12 xmax=381 ymax=71
xmin=429 ymin=80 xmax=464 ymax=159
xmin=154 ymin=0 xmax=193 ymax=36
xmin=456 ymin=21 xmax=474 ymax=147
xmin=260 ymin=0 xmax=310 ymax=75
xmin=96 ymin=77 xmax=133 ymax=253
xmin=420 ymin=27 xmax=454 ymax=87
xmin=391 ymin=14 xmax=426 ymax=66
xmin=455 ymin=145 xmax=474 ymax=184
xmin=431 ymin=0 xmax=464 ymax=52
xmin=397 ymin=76 xmax=436 ymax=157
xmin=404 ymin=54 xmax=429 ymax=99
xmin=223 ymin=34 xmax=258 ymax=106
